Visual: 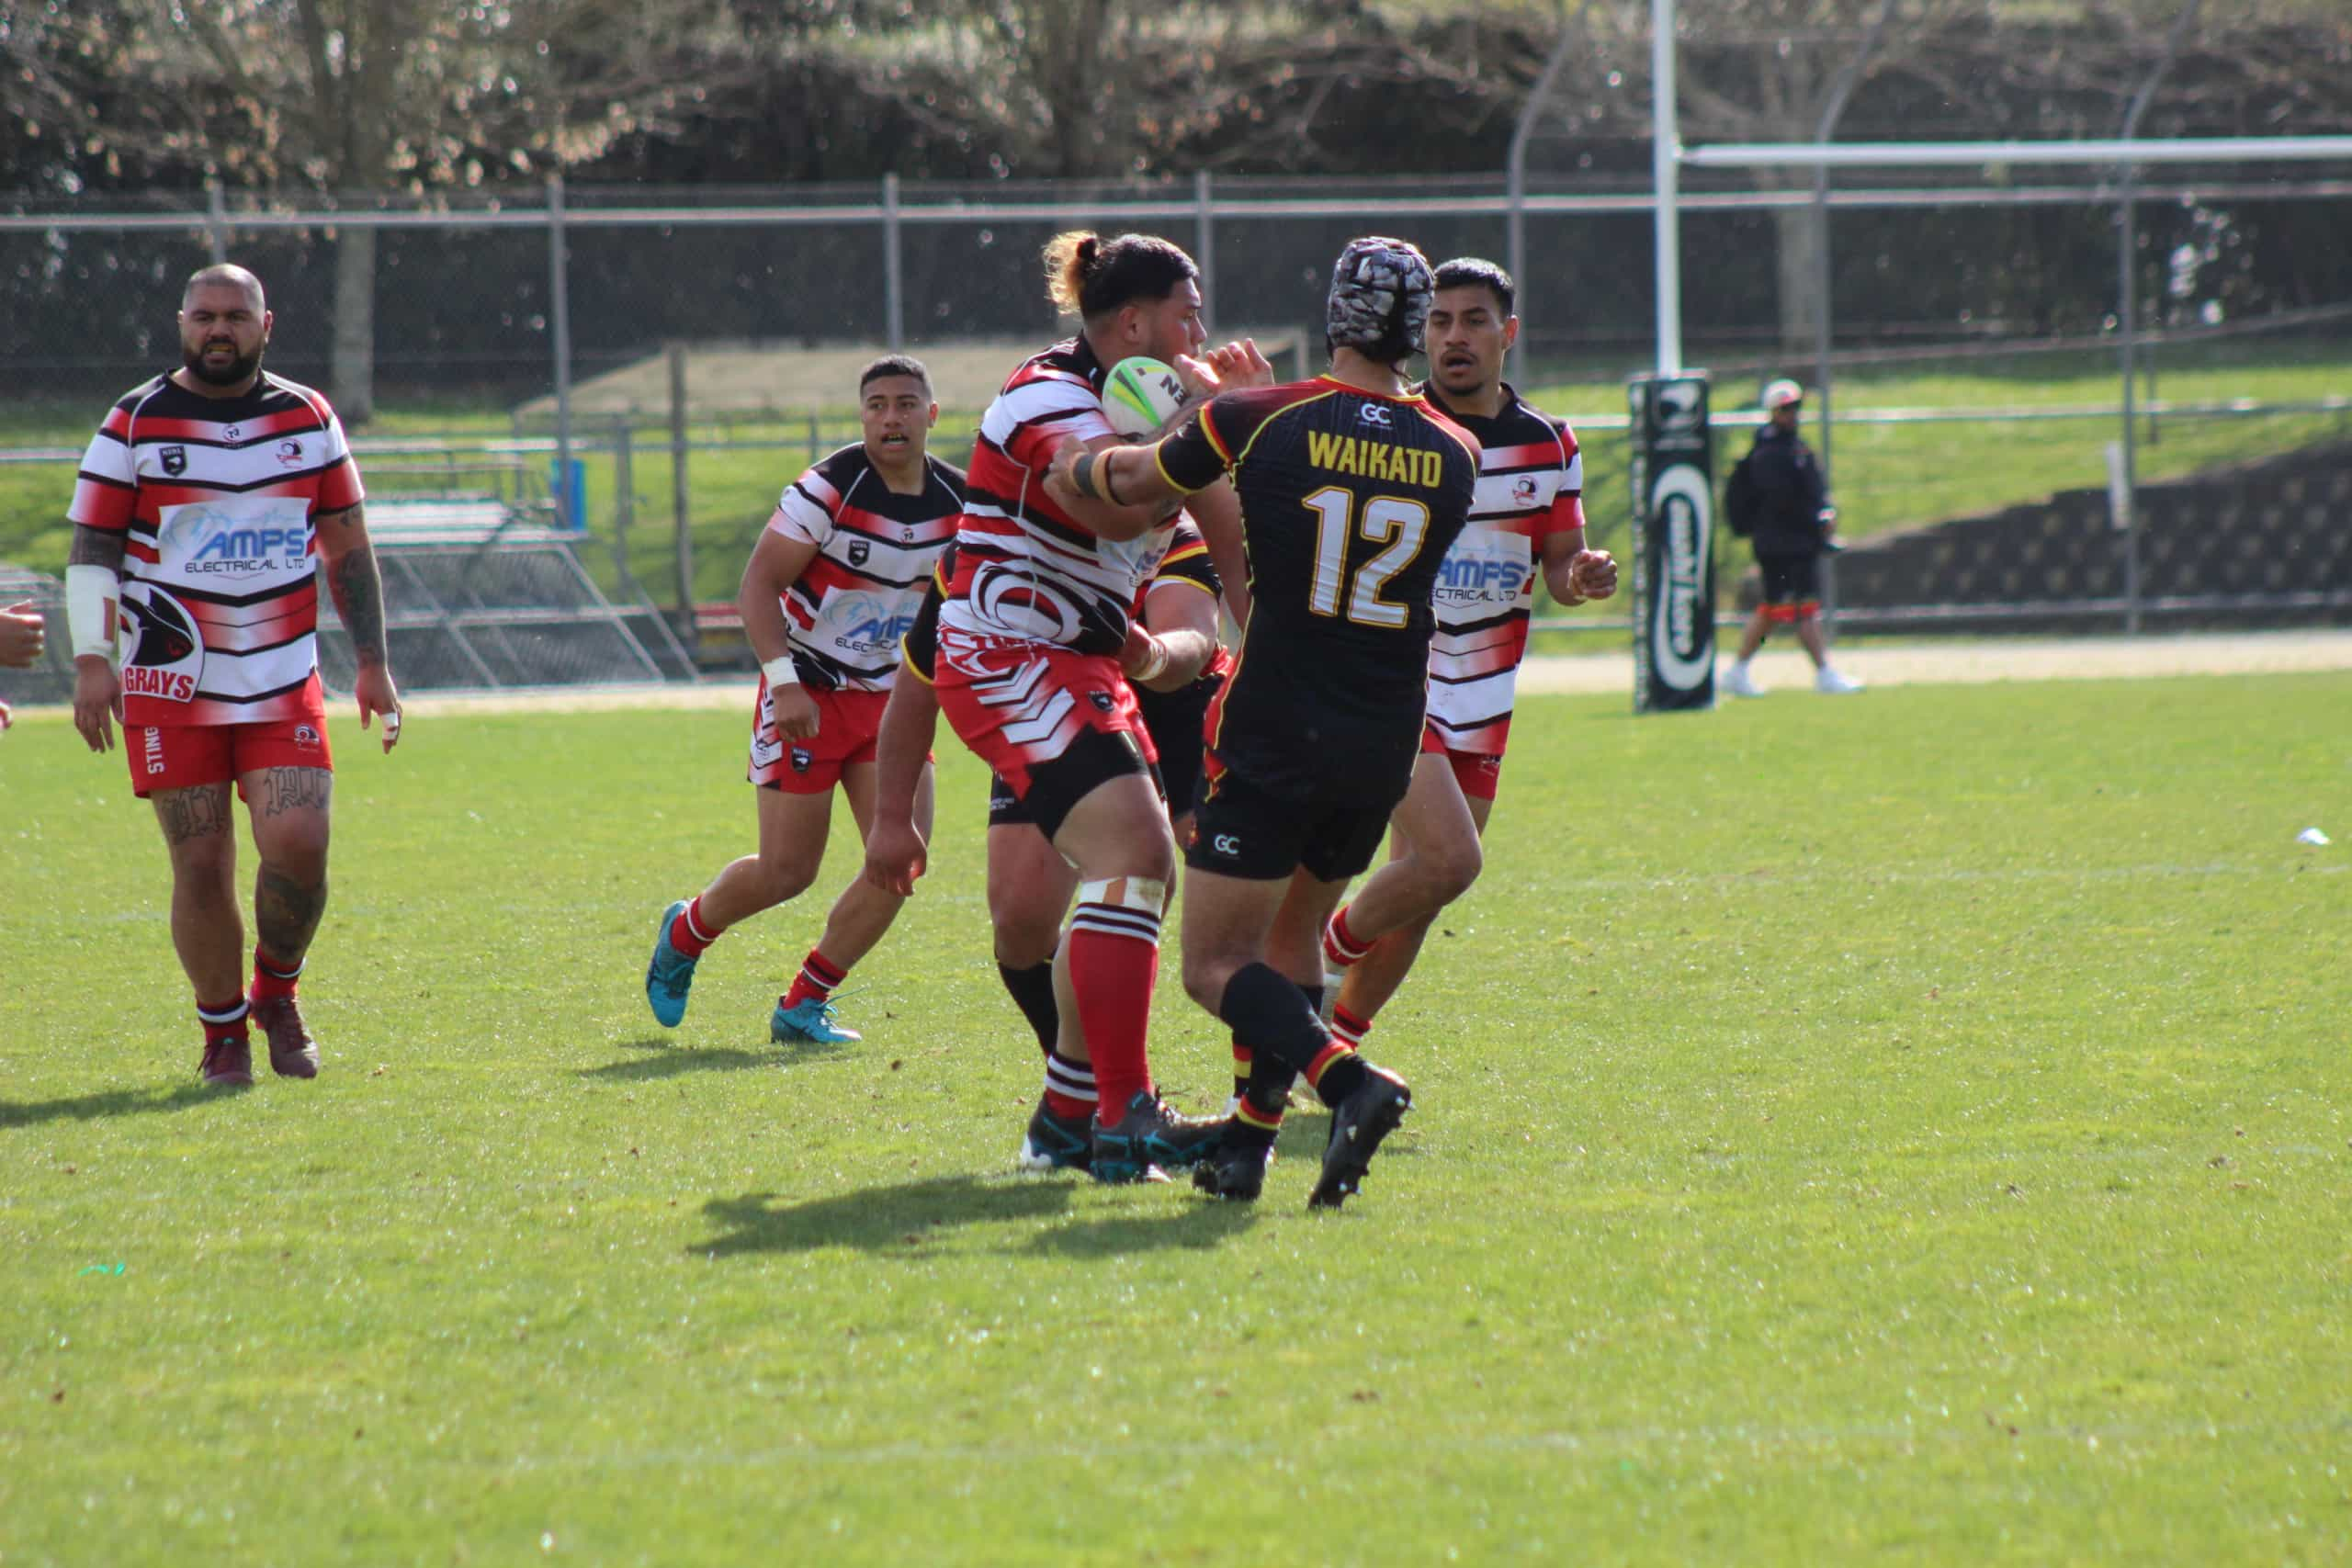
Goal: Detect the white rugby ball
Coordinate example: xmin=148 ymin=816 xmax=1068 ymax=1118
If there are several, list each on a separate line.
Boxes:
xmin=1102 ymin=355 xmax=1189 ymax=436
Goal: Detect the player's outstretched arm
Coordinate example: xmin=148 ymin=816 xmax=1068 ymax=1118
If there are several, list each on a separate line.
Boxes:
xmin=1046 ymin=436 xmax=1189 ymax=525
xmin=739 ymin=528 xmax=823 ymax=740
xmin=861 ymin=674 xmax=941 ymax=897
xmin=65 ymin=524 xmax=125 ymax=754
xmin=315 ymin=502 xmax=403 ymax=752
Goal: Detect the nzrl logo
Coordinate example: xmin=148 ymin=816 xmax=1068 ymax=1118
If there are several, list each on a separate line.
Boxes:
xmin=789 ymin=746 xmax=813 ymax=773
xmin=847 ymin=540 xmax=871 ymax=567
xmin=160 ymin=446 xmax=188 ymax=477
xmin=1357 ymin=402 xmax=1393 ymax=427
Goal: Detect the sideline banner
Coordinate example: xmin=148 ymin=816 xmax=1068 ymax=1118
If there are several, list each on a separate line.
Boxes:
xmin=1627 ymin=372 xmax=1716 ymax=713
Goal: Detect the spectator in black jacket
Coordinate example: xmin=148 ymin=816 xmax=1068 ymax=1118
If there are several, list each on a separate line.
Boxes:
xmin=1722 ymin=379 xmax=1861 ymax=695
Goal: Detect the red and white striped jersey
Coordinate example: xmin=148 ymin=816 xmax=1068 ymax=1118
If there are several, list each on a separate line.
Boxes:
xmin=1418 ymin=385 xmax=1584 ymax=755
xmin=940 ymin=336 xmax=1182 ymax=655
xmin=69 ymin=373 xmax=364 ymax=728
xmin=766 ymin=444 xmax=964 ymax=693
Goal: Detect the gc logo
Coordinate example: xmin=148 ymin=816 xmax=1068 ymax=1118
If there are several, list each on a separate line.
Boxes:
xmin=1212 ymin=833 xmax=1240 ymax=855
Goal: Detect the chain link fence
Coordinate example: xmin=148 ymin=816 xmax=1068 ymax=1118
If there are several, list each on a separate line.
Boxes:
xmin=2 ymin=165 xmax=2346 ymax=702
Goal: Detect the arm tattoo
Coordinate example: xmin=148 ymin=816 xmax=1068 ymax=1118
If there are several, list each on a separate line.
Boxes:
xmin=328 ymin=543 xmax=390 ymax=666
xmin=254 ymin=765 xmax=333 ymax=818
xmin=68 ymin=524 xmax=128 ymax=571
xmin=154 ymin=784 xmax=233 ymax=847
xmin=255 ymin=863 xmax=329 ymax=962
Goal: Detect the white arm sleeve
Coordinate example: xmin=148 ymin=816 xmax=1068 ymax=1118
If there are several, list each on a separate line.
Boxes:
xmin=65 ymin=563 xmax=119 ymax=663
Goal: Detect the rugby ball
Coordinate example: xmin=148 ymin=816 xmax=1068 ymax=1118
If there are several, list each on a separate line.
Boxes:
xmin=1103 ymin=355 xmax=1189 ymax=436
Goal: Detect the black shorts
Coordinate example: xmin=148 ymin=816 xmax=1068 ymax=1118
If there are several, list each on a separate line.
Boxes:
xmin=986 ymin=747 xmax=1163 ymax=837
xmin=1758 ymin=552 xmax=1821 ymax=606
xmin=1184 ymin=762 xmax=1396 ymax=884
xmin=1135 ymin=675 xmax=1219 ymax=822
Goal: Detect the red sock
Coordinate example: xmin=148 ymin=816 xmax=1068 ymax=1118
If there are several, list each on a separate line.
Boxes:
xmin=251 ymin=948 xmax=302 ymax=1003
xmin=781 ymin=948 xmax=847 ymax=1010
xmin=1068 ymin=880 xmax=1162 ymax=1116
xmin=669 ymin=897 xmax=721 ymax=959
xmin=198 ymin=995 xmax=250 ymax=1043
xmin=1323 ymin=903 xmax=1374 ymax=969
xmin=1329 ymin=1004 xmax=1374 ymax=1050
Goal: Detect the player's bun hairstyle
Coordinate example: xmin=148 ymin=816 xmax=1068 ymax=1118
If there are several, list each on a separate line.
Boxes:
xmin=1325 ymin=236 xmax=1435 ymax=367
xmin=1432 ymin=256 xmax=1516 ymax=317
xmin=1044 ymin=231 xmax=1200 ymax=321
xmin=859 ymin=354 xmax=933 ymax=395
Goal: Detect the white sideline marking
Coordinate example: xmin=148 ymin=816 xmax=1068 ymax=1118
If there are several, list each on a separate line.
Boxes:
xmin=1520 ymin=628 xmax=2352 ymax=696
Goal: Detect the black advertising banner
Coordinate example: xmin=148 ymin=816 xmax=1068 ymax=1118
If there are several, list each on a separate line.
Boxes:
xmin=1627 ymin=372 xmax=1716 ymax=713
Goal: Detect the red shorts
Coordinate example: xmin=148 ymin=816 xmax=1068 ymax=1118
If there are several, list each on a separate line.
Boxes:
xmin=1419 ymin=722 xmax=1505 ymax=803
xmin=749 ymin=681 xmax=894 ymax=794
xmin=933 ymin=631 xmax=1155 ymax=802
xmin=128 ymin=714 xmax=334 ymax=799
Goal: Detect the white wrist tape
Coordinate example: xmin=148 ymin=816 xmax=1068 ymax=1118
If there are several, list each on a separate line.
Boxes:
xmin=762 ymin=655 xmax=802 ymax=690
xmin=1133 ymin=634 xmax=1170 ymax=682
xmin=65 ymin=565 xmax=119 ymax=662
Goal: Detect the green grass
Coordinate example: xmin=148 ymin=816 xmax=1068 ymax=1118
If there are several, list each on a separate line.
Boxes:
xmin=2 ymin=335 xmax=2346 ymax=606
xmin=3 ymin=673 xmax=2348 ymax=1563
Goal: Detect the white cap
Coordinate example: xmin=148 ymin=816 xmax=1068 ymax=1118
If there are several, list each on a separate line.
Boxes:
xmin=1762 ymin=378 xmax=1804 ymax=411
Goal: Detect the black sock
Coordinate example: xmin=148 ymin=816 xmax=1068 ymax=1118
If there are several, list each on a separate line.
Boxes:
xmin=997 ymin=956 xmax=1058 ymax=1055
xmin=1313 ymin=1054 xmax=1368 ymax=1108
xmin=1231 ymin=985 xmax=1317 ymax=1106
xmin=1216 ymin=964 xmax=1328 ymax=1076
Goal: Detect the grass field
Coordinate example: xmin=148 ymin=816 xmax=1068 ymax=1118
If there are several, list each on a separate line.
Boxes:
xmin=3 ymin=672 xmax=2348 ymax=1563
xmin=2 ymin=336 xmax=2345 ymax=608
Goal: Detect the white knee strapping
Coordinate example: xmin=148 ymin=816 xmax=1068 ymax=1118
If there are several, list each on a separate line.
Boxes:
xmin=1078 ymin=875 xmax=1167 ymax=917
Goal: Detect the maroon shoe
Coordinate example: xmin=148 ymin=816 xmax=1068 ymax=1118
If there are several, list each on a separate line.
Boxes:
xmin=200 ymin=1033 xmax=254 ymax=1087
xmin=252 ymin=995 xmax=320 ymax=1079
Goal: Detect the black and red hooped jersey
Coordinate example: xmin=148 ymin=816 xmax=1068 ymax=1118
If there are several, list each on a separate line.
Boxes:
xmin=69 ymin=373 xmax=363 ymax=728
xmin=1418 ymin=384 xmax=1585 ymax=754
xmin=940 ymin=336 xmax=1182 ymax=657
xmin=766 ymin=444 xmax=964 ymax=692
xmin=1158 ymin=376 xmax=1480 ymax=806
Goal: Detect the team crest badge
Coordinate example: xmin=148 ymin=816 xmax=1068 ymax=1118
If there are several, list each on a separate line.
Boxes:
xmin=1514 ymin=476 xmax=1539 ymax=503
xmin=277 ymin=439 xmax=304 ymax=468
xmin=789 ymin=746 xmax=813 ymax=773
xmin=161 ymin=446 xmax=187 ymax=477
xmin=293 ymin=724 xmax=321 ymax=751
xmin=847 ymin=540 xmax=871 ymax=567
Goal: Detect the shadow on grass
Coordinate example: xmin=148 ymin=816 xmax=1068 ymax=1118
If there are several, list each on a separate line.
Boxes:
xmin=578 ymin=1043 xmax=773 ymax=1082
xmin=0 ymin=1080 xmax=220 ymax=1129
xmin=694 ymin=1176 xmax=1079 ymax=1258
xmin=1019 ymin=1199 xmax=1260 ymax=1257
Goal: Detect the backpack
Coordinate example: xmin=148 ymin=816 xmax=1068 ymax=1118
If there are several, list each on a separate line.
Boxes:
xmin=1724 ymin=449 xmax=1758 ymax=537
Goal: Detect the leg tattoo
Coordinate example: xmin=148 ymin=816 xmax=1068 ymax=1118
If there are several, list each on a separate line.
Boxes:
xmin=254 ymin=863 xmax=329 ymax=965
xmin=155 ymin=784 xmax=233 ymax=846
xmin=254 ymin=767 xmax=334 ymax=818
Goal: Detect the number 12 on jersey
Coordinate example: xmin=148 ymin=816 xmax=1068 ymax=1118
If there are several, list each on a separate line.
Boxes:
xmin=1303 ymin=487 xmax=1431 ymax=628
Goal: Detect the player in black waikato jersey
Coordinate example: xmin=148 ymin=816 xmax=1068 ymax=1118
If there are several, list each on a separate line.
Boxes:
xmin=1049 ymin=236 xmax=1477 ymax=1210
